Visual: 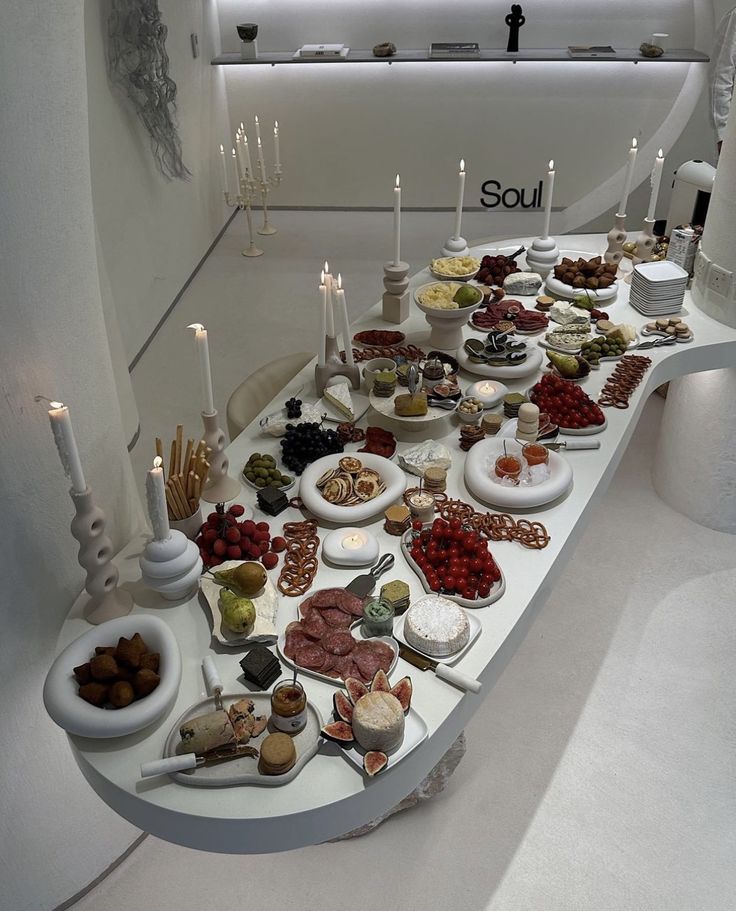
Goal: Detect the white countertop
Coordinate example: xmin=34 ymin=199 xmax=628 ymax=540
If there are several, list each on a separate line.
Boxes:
xmin=57 ymin=235 xmax=736 ymax=852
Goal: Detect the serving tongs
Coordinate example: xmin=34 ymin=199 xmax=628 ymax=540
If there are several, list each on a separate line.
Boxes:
xmin=637 ymin=335 xmax=678 ymax=350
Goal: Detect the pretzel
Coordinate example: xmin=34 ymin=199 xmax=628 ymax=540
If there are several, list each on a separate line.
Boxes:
xmin=438 ymin=499 xmax=551 ymax=549
xmin=277 ymin=521 xmax=320 ymax=596
xmin=598 ymin=354 xmax=652 ymax=409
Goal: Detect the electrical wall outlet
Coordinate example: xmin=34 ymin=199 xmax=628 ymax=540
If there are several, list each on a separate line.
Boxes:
xmin=694 ymin=248 xmax=710 ymax=284
xmin=708 ymin=263 xmax=733 ymax=297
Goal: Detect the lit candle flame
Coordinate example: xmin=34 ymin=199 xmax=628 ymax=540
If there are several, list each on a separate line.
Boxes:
xmin=337 ymin=273 xmax=342 ymax=290
xmin=548 ymin=159 xmax=554 ymax=170
xmin=460 ymin=158 xmax=465 ymax=172
xmin=395 ymin=174 xmax=400 ymax=188
xmin=50 ymin=401 xmax=64 ymax=409
xmin=240 ymin=121 xmax=245 ymax=132
xmin=220 ymin=143 xmax=224 ymax=153
xmin=153 ymin=456 xmax=163 ymax=469
xmin=632 ymin=138 xmax=638 ymax=149
xmin=320 ymin=270 xmax=325 ymax=284
xmin=274 ymin=120 xmax=279 ymax=132
xmin=255 ymin=115 xmax=259 ymax=124
xmin=658 ymin=148 xmax=663 ymax=158
xmin=232 ymin=148 xmax=236 ymax=157
xmin=187 ymin=322 xmax=204 ymax=332
xmin=324 ymin=260 xmax=329 ymax=274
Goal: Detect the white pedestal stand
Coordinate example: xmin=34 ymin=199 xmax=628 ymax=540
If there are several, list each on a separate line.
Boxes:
xmin=70 ymin=489 xmax=133 ymax=624
xmin=525 ymin=236 xmax=560 ymax=280
xmin=240 ymin=39 xmax=258 ymax=59
xmin=441 ymin=234 xmax=469 ymax=258
xmin=139 ymin=531 xmax=202 ymax=601
xmin=199 ymin=410 xmax=241 ymax=504
xmin=604 ymin=213 xmax=627 ymax=265
xmin=382 ymin=260 xmax=410 ymax=324
xmin=653 ymin=369 xmax=736 ymax=533
xmin=632 ymin=218 xmax=656 ymax=266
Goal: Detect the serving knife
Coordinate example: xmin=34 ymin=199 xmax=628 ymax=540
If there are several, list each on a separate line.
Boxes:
xmin=398 ymin=643 xmax=482 ymax=694
xmin=140 ymin=744 xmax=259 ymax=779
xmin=544 ymin=439 xmax=601 ymax=451
xmin=345 ymin=553 xmax=395 ymax=597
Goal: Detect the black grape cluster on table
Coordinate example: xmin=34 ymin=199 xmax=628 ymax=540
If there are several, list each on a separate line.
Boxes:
xmin=280 ymin=422 xmax=344 ymax=475
xmin=285 ymin=397 xmax=302 ymax=419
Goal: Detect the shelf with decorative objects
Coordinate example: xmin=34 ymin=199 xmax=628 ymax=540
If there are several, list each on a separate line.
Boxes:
xmin=211 ymin=48 xmax=709 ymax=66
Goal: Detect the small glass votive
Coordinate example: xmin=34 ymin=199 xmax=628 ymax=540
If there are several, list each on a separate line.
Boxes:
xmin=522 ymin=442 xmax=549 ymax=466
xmin=362 ymin=598 xmax=395 ymax=637
xmin=494 ymin=454 xmax=522 ymax=483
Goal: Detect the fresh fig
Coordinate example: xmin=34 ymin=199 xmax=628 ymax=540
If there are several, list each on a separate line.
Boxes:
xmin=370 ymin=669 xmax=391 ymax=693
xmin=333 ymin=691 xmax=354 ymax=723
xmin=363 ymin=751 xmax=388 ymax=776
xmin=389 ymin=676 xmax=413 ymax=713
xmin=321 ymin=720 xmax=354 ymax=744
xmin=345 ymin=677 xmax=369 ymax=705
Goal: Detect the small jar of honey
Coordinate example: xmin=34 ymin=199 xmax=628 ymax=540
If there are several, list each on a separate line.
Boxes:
xmin=270 ymin=680 xmax=308 ymax=734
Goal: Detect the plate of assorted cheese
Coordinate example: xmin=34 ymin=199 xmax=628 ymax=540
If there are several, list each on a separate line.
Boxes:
xmin=317 ymin=378 xmax=370 ymax=424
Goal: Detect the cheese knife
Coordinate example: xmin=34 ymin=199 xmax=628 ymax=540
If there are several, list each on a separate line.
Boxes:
xmin=140 ymin=744 xmax=259 ymax=779
xmin=543 ymin=439 xmax=600 ymax=451
xmin=345 ymin=553 xmax=395 ymax=597
xmin=398 ymin=643 xmax=482 ymax=694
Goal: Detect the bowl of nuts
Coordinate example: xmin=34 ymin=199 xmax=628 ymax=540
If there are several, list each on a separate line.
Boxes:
xmin=43 ymin=615 xmax=182 ymax=739
xmin=456 ymin=397 xmax=484 ymax=424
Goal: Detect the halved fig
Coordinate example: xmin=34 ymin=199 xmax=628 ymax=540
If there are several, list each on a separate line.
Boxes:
xmin=333 ymin=691 xmax=354 ymax=723
xmin=389 ymin=676 xmax=413 ymax=713
xmin=363 ymin=751 xmax=388 ymax=776
xmin=370 ymin=669 xmax=391 ymax=693
xmin=321 ymin=720 xmax=354 ymax=744
xmin=345 ymin=677 xmax=369 ymax=705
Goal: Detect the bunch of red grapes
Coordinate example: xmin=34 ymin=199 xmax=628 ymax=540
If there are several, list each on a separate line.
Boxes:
xmin=195 ymin=504 xmax=286 ymax=570
xmin=408 ymin=518 xmax=502 ymax=601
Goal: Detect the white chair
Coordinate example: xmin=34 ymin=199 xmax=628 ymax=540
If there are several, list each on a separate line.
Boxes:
xmin=226 ymin=352 xmax=313 ymax=441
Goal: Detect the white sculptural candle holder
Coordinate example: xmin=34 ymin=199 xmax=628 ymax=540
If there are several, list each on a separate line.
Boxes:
xmin=139 ymin=532 xmax=202 ymax=601
xmin=224 ymin=175 xmax=264 ymax=258
xmin=200 ymin=410 xmax=241 ymax=503
xmin=632 ymin=217 xmax=656 ymax=265
xmin=315 ymin=336 xmax=361 ymax=398
xmin=604 ymin=213 xmax=627 ymax=265
xmin=441 ymin=234 xmax=469 ymax=259
xmin=525 ymin=236 xmax=560 ymax=280
xmin=70 ymin=488 xmax=133 ymax=625
xmin=382 ymin=260 xmax=410 ymax=324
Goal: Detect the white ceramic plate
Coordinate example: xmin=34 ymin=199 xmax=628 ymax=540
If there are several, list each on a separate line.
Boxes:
xmin=43 ymin=615 xmax=182 ymax=739
xmin=545 ymin=274 xmax=618 ymax=302
xmin=464 ymin=437 xmax=573 ymax=509
xmin=414 ymin=282 xmax=483 ymax=318
xmin=342 ymin=706 xmax=428 ymax=776
xmin=277 ymin=631 xmax=399 ymax=687
xmin=400 ymin=530 xmax=506 ymax=608
xmin=456 ymin=343 xmax=543 ymax=378
xmin=640 ymin=327 xmax=693 ymax=343
xmin=369 ymin=388 xmax=454 ymax=427
xmin=393 ymin=610 xmax=482 ymax=666
xmin=429 ymin=257 xmax=480 ymax=282
xmin=199 ymin=561 xmax=279 ymax=647
xmin=538 ymin=338 xmax=587 ymax=355
xmin=298 ymin=451 xmax=406 ymax=523
xmin=162 ymin=692 xmax=323 ymax=787
xmin=316 ymin=385 xmax=371 ymax=424
xmin=525 ymin=386 xmax=609 ymax=436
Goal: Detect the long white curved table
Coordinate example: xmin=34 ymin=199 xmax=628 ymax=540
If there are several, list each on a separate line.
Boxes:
xmin=56 ymin=234 xmax=736 ymax=852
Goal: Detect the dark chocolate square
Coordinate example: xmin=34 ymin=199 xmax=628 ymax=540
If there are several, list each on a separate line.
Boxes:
xmin=257 ymin=485 xmax=289 ymax=516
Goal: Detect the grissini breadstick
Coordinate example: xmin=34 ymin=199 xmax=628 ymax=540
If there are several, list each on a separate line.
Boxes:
xmin=167 ymin=477 xmax=188 ymax=519
xmin=186 ymin=469 xmax=196 ymax=500
xmin=165 ymin=484 xmax=181 ymax=521
xmin=172 ymin=475 xmax=192 ymax=517
xmin=168 ymin=440 xmax=177 ymax=481
xmin=175 ymin=424 xmax=183 ymax=477
xmin=193 ymin=473 xmax=201 ymax=501
xmin=183 ymin=439 xmax=194 ymax=477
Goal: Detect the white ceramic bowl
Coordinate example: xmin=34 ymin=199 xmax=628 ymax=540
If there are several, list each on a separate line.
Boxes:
xmin=299 ymin=451 xmax=406 ymax=523
xmin=429 ymin=257 xmax=480 ymax=282
xmin=456 ymin=397 xmax=484 ymax=424
xmin=414 ymin=281 xmax=483 ymax=319
xmin=43 ymin=615 xmax=182 ymax=739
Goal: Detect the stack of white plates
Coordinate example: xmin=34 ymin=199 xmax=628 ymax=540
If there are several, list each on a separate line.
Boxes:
xmin=629 ymin=261 xmax=688 ymax=315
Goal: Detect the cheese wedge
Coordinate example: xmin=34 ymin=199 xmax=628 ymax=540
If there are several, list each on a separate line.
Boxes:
xmin=324 ymin=381 xmax=355 ymax=420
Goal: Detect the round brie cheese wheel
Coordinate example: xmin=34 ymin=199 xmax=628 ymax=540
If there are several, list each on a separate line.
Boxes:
xmin=404 ymin=595 xmax=470 ymax=657
xmin=351 ymin=691 xmax=405 ymax=753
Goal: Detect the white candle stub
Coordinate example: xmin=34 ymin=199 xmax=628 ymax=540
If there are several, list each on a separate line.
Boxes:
xmin=478 ymin=382 xmax=495 ymax=394
xmin=342 ymin=533 xmax=366 ymax=550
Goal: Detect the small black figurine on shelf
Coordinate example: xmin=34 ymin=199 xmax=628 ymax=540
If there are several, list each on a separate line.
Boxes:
xmin=505 ymin=4 xmax=525 ymax=53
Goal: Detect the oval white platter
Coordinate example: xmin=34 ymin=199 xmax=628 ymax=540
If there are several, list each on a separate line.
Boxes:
xmin=400 ymin=529 xmax=506 ymax=608
xmin=162 ymin=692 xmax=323 ymax=788
xmin=414 ymin=281 xmax=484 ymax=317
xmin=393 ymin=610 xmax=482 ymax=666
xmin=199 ymin=561 xmax=279 ymax=647
xmin=640 ymin=327 xmax=693 ymax=343
xmin=525 ymin=387 xmax=609 ymax=436
xmin=464 ymin=437 xmax=573 ymax=509
xmin=369 ymin=388 xmax=455 ymax=427
xmin=341 ymin=706 xmax=428 ymax=776
xmin=545 ymin=274 xmax=618 ymax=302
xmin=43 ymin=615 xmax=182 ymax=739
xmin=456 ymin=343 xmax=543 ymax=378
xmin=299 ymin=451 xmax=406 ymax=523
xmin=277 ymin=631 xmax=399 ymax=687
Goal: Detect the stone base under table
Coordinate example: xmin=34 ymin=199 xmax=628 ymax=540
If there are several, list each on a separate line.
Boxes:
xmin=331 ymin=731 xmax=467 ymax=840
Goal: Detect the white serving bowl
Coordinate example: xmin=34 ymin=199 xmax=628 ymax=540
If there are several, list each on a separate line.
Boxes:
xmin=455 ymin=397 xmax=484 ymax=424
xmin=299 ymin=451 xmax=406 ymax=523
xmin=43 ymin=614 xmax=182 ymax=739
xmin=414 ymin=281 xmax=483 ymax=318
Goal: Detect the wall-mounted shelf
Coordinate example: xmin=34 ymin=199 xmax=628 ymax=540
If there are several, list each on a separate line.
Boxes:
xmin=212 ymin=48 xmax=709 ymax=66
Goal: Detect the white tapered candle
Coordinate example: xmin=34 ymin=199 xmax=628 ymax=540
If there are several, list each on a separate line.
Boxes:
xmin=319 ymin=275 xmax=327 ymax=366
xmin=146 ymin=456 xmax=170 ymax=541
xmin=219 ymin=144 xmax=229 ymax=196
xmin=232 ymin=147 xmax=242 ymax=183
xmin=48 ymin=401 xmax=86 ymax=493
xmin=254 ymin=114 xmax=262 ymax=146
xmin=274 ymin=121 xmax=281 ymax=169
xmin=324 ymin=261 xmax=335 ymax=337
xmin=335 ymin=274 xmax=354 ymax=368
xmin=542 ymin=159 xmax=555 ymax=240
xmin=242 ymin=133 xmax=252 ymax=176
xmin=646 ymin=149 xmax=665 ymax=222
xmin=618 ymin=138 xmax=638 ymax=217
xmin=257 ymin=137 xmax=266 ymax=182
xmin=393 ymin=174 xmax=401 ymax=266
xmin=187 ymin=323 xmax=215 ymax=415
xmin=453 ymin=159 xmax=466 ymax=240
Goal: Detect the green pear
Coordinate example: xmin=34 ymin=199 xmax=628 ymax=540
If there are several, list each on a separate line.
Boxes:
xmin=547 ymin=349 xmax=580 ymax=378
xmin=219 ymin=590 xmax=256 ymax=634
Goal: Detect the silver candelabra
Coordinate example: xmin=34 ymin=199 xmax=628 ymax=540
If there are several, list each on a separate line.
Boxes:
xmin=224 ymin=165 xmax=283 ymax=257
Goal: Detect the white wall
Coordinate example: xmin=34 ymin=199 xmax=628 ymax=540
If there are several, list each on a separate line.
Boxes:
xmin=215 ymin=0 xmax=716 ymax=236
xmin=0 ymin=2 xmax=146 ymax=909
xmin=85 ymin=0 xmax=231 ymax=363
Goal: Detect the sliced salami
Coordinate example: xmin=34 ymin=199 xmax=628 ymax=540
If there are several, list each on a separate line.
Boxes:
xmin=294 ymin=643 xmax=327 ymax=670
xmin=302 ymin=610 xmax=329 ymax=640
xmin=352 ymin=642 xmax=383 ymax=680
xmin=298 ymin=597 xmax=314 ymax=619
xmin=336 ymin=656 xmax=361 ymax=682
xmin=319 ymin=652 xmax=339 ymax=673
xmin=283 ymin=621 xmax=313 ymax=659
xmin=322 ymin=629 xmax=356 ymax=656
xmin=369 ymin=640 xmax=395 ymax=673
xmin=320 ymin=607 xmax=354 ymax=629
xmin=309 ymin=588 xmax=364 ymax=616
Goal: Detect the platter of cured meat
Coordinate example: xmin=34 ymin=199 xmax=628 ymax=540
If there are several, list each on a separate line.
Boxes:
xmin=278 ymin=588 xmax=398 ymax=686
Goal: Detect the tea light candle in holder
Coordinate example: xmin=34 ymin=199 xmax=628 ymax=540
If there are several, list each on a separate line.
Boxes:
xmin=139 ymin=457 xmax=202 ymax=601
xmin=466 ymin=379 xmax=508 ymax=408
xmin=322 ymin=527 xmax=379 ymax=567
xmin=406 ymin=489 xmax=436 ymax=525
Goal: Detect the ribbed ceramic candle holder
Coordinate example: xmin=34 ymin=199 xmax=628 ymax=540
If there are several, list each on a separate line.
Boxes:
xmin=70 ymin=489 xmax=133 ymax=625
xmin=139 ymin=530 xmax=202 ymax=601
xmin=604 ymin=214 xmax=627 ymax=265
xmin=382 ymin=260 xmax=410 ymax=324
xmin=525 ymin=236 xmax=560 ymax=280
xmin=199 ymin=410 xmax=241 ymax=504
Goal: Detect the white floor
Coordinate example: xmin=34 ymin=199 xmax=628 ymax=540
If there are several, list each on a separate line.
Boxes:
xmin=99 ymin=212 xmax=736 ymax=911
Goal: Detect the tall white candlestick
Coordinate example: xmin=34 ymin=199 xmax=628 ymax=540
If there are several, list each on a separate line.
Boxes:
xmin=254 ymin=115 xmax=262 ymax=146
xmin=48 ymin=401 xmax=87 ymax=493
xmin=335 ymin=274 xmax=355 ymax=368
xmin=242 ymin=133 xmax=253 ymax=176
xmin=646 ymin=149 xmax=665 ymax=222
xmin=453 ymin=159 xmax=466 ymax=240
xmin=274 ymin=121 xmax=281 ymax=169
xmin=232 ymin=147 xmax=242 ymax=183
xmin=393 ymin=174 xmax=401 ymax=266
xmin=542 ymin=159 xmax=555 ymax=240
xmin=235 ymin=136 xmax=246 ymax=180
xmin=324 ymin=261 xmax=335 ymax=337
xmin=319 ymin=277 xmax=327 ymax=366
xmin=219 ymin=144 xmax=229 ymax=196
xmin=257 ymin=137 xmax=267 ymax=182
xmin=146 ymin=456 xmax=170 ymax=541
xmin=618 ymin=138 xmax=638 ymax=216
xmin=187 ymin=323 xmax=215 ymax=414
